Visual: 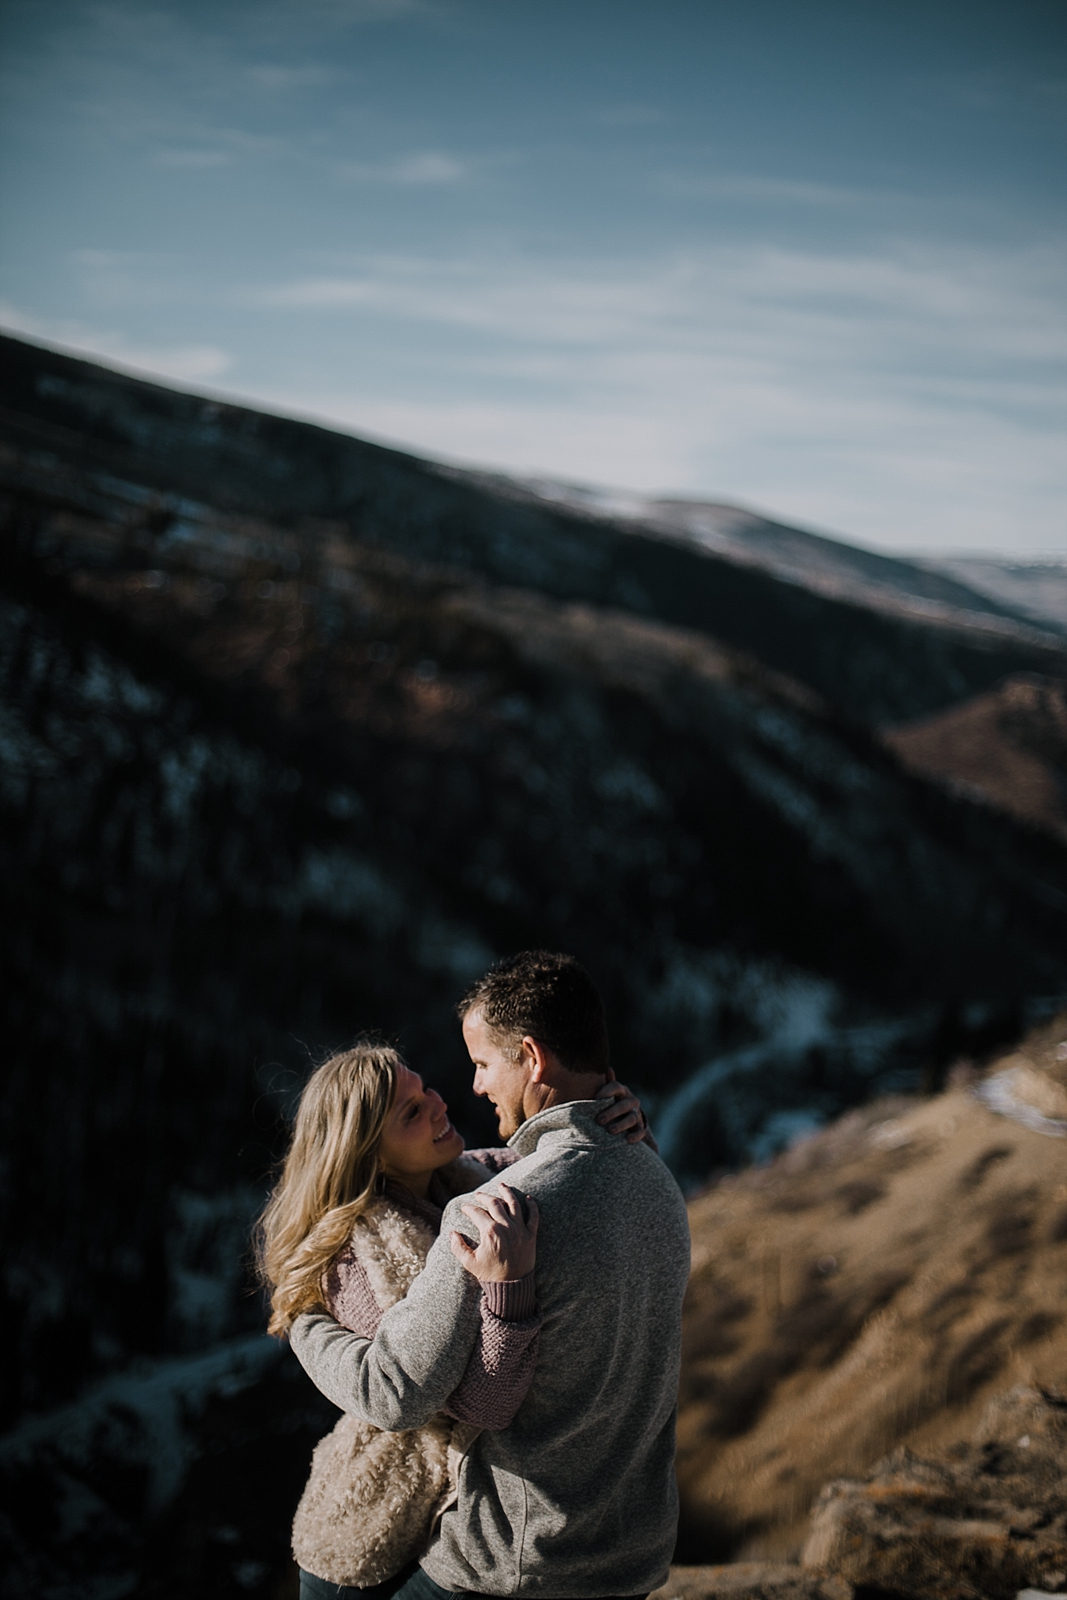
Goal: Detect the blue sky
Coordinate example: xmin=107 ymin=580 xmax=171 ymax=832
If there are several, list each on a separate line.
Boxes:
xmin=0 ymin=0 xmax=1064 ymax=553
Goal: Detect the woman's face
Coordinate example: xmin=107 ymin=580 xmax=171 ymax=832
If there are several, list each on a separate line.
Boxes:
xmin=377 ymin=1064 xmax=464 ymax=1188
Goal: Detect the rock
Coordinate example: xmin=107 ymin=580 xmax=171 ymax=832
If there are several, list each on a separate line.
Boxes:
xmin=650 ymin=1565 xmax=852 ymax=1600
xmin=801 ymin=1386 xmax=1067 ymax=1599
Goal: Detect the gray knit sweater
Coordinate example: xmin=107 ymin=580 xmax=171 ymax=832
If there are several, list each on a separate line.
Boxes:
xmin=290 ymin=1101 xmax=691 ymax=1597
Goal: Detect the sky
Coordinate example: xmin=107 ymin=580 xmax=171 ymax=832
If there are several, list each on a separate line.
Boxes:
xmin=0 ymin=0 xmax=1064 ymax=555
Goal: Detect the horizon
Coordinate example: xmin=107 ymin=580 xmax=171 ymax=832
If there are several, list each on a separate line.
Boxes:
xmin=5 ymin=322 xmax=1066 ymax=572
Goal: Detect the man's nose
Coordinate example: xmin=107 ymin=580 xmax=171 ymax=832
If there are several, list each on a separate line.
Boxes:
xmin=472 ymin=1067 xmax=487 ymax=1097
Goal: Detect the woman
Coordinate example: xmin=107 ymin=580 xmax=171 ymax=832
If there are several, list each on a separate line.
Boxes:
xmin=258 ymin=1042 xmax=644 ymax=1600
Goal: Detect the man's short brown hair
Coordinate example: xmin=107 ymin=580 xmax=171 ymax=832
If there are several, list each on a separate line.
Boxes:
xmin=458 ymin=951 xmax=610 ymax=1076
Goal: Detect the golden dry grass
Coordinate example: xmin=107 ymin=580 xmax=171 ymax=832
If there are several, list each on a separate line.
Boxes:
xmin=676 ymin=1012 xmax=1067 ymax=1562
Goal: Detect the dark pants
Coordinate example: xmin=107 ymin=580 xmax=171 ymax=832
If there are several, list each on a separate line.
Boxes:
xmin=390 ymin=1567 xmax=648 ymax=1600
xmin=299 ymin=1562 xmax=648 ymax=1600
xmin=299 ymin=1561 xmax=418 ymax=1600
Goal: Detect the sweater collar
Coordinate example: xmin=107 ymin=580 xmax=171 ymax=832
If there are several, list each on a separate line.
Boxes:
xmin=507 ymin=1098 xmax=612 ymax=1159
xmin=381 ymin=1176 xmax=446 ymax=1229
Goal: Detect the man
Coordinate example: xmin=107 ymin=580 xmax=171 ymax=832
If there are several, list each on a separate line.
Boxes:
xmin=290 ymin=951 xmax=690 ymax=1599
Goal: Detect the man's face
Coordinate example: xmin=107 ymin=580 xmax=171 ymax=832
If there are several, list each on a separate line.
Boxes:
xmin=462 ymin=1007 xmax=532 ymax=1140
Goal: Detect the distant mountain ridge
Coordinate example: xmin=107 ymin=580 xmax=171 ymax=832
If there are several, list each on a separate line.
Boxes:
xmin=486 ymin=473 xmax=1065 ymax=645
xmin=914 ymin=553 xmax=1067 ymax=636
xmin=2 ymin=332 xmax=1064 ymax=727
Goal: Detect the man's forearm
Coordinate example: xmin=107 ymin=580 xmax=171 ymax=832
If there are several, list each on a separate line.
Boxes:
xmin=289 ymin=1224 xmax=482 ymax=1429
xmin=290 ymin=1314 xmax=386 ymax=1417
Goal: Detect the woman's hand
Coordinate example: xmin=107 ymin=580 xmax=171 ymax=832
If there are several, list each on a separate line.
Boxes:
xmin=450 ymin=1183 xmax=539 ymax=1283
xmin=594 ymin=1078 xmax=655 ymax=1146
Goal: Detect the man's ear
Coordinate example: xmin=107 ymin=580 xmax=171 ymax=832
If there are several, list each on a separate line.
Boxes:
xmin=523 ymin=1036 xmax=552 ymax=1082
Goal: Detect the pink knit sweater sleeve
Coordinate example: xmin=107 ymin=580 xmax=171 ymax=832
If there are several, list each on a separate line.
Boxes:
xmin=444 ymin=1277 xmax=540 ymax=1430
xmin=323 ymin=1247 xmax=540 ymax=1432
xmin=323 ymin=1244 xmax=384 ymax=1337
xmin=465 ymin=1148 xmax=521 ymax=1173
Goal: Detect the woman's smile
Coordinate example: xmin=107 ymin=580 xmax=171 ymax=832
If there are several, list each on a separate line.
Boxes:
xmin=377 ymin=1064 xmax=465 ymax=1194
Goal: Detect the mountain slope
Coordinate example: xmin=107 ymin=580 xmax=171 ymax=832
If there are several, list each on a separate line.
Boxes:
xmin=918 ymin=554 xmax=1067 ymax=636
xmin=3 ymin=332 xmax=1064 ymax=726
xmin=884 ymin=673 xmax=1067 ymax=841
xmin=507 ymin=478 xmax=1063 ymax=642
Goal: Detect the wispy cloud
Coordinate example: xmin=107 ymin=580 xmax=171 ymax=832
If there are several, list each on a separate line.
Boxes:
xmin=591 ymin=105 xmax=666 ymax=127
xmin=70 ymin=250 xmax=197 ymax=311
xmin=243 ymin=236 xmax=1066 ymax=552
xmin=156 ymin=149 xmax=234 ymax=169
xmin=658 ymin=172 xmax=867 ymax=206
xmin=251 ymin=239 xmax=1067 ymax=364
xmin=287 ymin=0 xmax=440 ymax=19
xmin=246 ymin=63 xmax=340 ymax=91
xmin=151 ymin=125 xmax=283 ymax=169
xmin=339 ymin=151 xmax=469 ymax=184
xmin=912 ymin=66 xmax=1067 ymax=121
xmin=260 ymin=278 xmax=377 ymax=308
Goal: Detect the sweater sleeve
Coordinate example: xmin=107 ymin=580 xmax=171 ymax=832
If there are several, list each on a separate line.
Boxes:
xmin=290 ymin=1210 xmax=489 ymax=1430
xmin=464 ymin=1148 xmax=521 ymax=1173
xmin=443 ymin=1273 xmax=541 ymax=1430
xmin=295 ymin=1196 xmax=550 ymax=1433
xmin=323 ymin=1245 xmax=384 ymax=1337
xmin=324 ymin=1245 xmax=540 ymax=1431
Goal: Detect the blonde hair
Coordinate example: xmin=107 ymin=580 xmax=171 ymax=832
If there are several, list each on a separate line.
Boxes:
xmin=256 ymin=1043 xmax=402 ymax=1336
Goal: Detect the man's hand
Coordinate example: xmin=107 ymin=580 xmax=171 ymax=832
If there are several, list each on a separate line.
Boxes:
xmin=594 ymin=1078 xmax=655 ymax=1146
xmin=450 ymin=1182 xmax=539 ymax=1282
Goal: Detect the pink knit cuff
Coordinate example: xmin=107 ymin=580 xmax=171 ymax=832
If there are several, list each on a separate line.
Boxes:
xmin=482 ymin=1272 xmax=537 ymax=1321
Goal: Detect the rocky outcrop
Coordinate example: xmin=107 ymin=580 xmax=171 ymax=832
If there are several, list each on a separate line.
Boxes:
xmin=659 ymin=1385 xmax=1067 ymax=1598
xmin=802 ymin=1386 xmax=1067 ymax=1599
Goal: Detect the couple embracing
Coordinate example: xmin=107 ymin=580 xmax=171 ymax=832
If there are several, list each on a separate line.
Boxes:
xmin=258 ymin=950 xmax=691 ymax=1600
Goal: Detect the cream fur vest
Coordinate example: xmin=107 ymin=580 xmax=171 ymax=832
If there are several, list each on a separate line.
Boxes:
xmin=292 ymin=1162 xmax=487 ymax=1587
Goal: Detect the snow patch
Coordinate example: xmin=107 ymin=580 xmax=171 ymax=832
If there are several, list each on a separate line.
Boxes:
xmin=0 ymin=1336 xmax=283 ymax=1515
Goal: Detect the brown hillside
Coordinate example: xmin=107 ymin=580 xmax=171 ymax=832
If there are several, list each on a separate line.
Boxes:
xmin=883 ymin=673 xmax=1067 ymax=840
xmin=676 ymin=1013 xmax=1067 ymax=1563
